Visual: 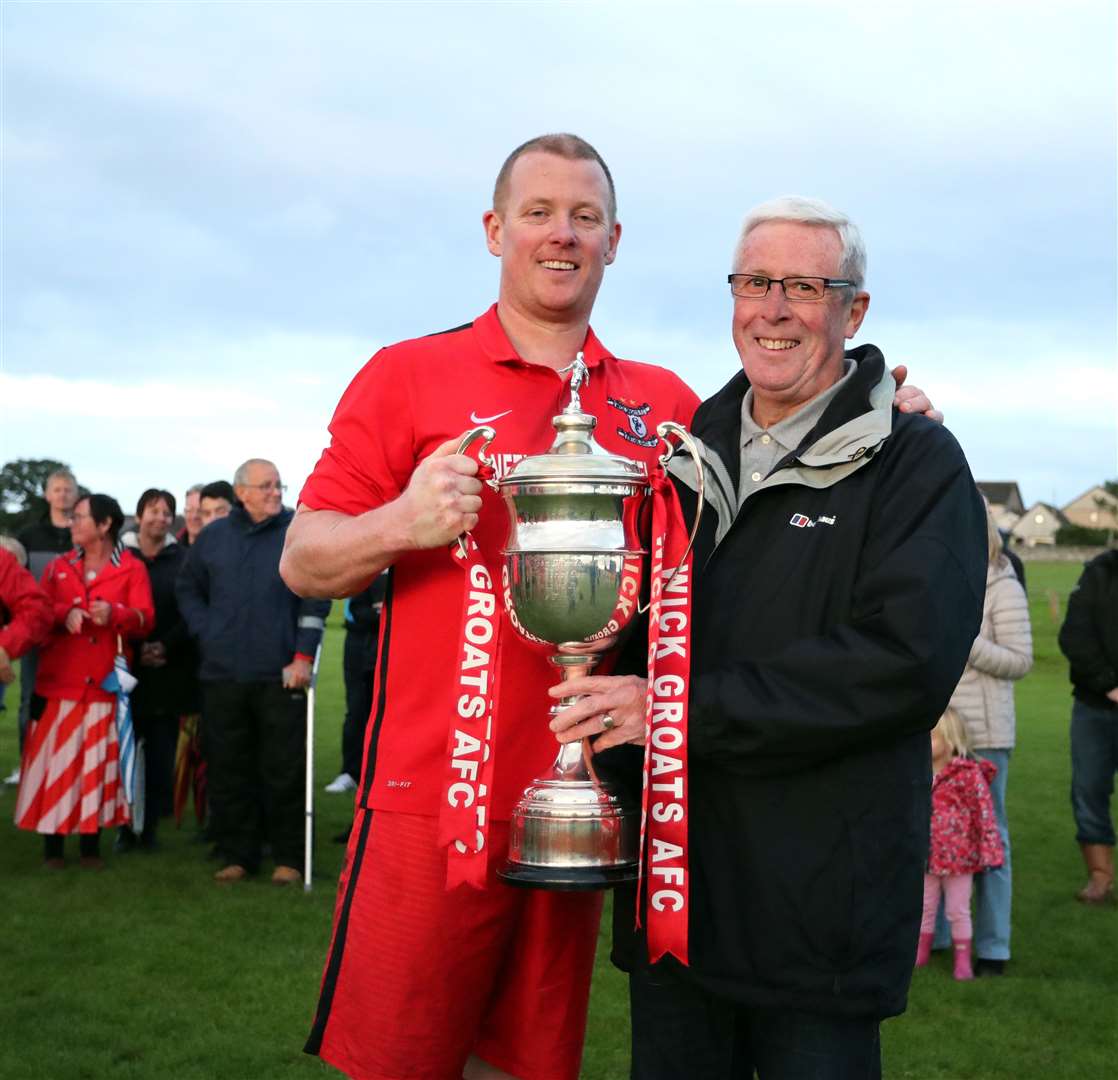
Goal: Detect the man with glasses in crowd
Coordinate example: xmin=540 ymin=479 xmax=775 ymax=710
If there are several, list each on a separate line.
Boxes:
xmin=551 ymin=196 xmax=987 ymax=1078
xmin=178 ymin=458 xmax=329 ymax=886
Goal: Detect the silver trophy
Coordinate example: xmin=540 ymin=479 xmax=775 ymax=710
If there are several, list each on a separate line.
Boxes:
xmin=458 ymin=355 xmax=701 ymax=889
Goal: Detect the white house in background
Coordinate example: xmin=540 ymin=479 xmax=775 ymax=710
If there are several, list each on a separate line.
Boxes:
xmin=1061 ymin=485 xmax=1118 ymax=531
xmin=1010 ymin=502 xmax=1066 ymax=547
xmin=977 ymin=481 xmax=1026 ymax=532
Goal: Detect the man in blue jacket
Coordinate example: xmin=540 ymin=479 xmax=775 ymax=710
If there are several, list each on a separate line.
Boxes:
xmin=178 ymin=458 xmax=330 ymax=885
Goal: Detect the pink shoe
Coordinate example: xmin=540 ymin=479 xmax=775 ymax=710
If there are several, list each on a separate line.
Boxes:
xmin=952 ymin=938 xmax=973 ymax=981
xmin=915 ymin=932 xmax=934 ymax=968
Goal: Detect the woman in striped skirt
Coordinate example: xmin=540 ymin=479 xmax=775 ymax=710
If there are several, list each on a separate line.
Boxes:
xmin=14 ymin=494 xmax=154 ymax=868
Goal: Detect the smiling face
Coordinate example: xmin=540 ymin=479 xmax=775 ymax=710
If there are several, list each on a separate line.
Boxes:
xmin=138 ymin=496 xmax=173 ymax=545
xmin=483 ymin=151 xmax=620 ymax=328
xmin=234 ymin=461 xmax=283 ymax=523
xmin=199 ymin=496 xmax=232 ymax=527
xmin=731 ymin=221 xmax=869 ymax=425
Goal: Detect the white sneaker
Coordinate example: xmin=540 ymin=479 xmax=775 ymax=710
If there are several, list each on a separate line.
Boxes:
xmin=3 ymin=767 xmax=20 ymax=786
xmin=324 ymin=772 xmax=357 ymax=794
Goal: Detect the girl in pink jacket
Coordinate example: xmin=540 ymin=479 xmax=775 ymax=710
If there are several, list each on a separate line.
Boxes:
xmin=916 ymin=707 xmax=1004 ymax=980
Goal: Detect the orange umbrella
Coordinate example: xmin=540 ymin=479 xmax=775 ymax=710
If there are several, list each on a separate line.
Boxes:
xmin=172 ymin=713 xmax=207 ymax=827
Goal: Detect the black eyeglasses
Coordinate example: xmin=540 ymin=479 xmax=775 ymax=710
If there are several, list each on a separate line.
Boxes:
xmin=243 ymin=482 xmax=287 ymax=493
xmin=727 ymin=274 xmax=857 ymax=302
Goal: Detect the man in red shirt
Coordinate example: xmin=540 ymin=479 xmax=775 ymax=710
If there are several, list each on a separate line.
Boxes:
xmin=282 ymin=134 xmax=934 ymax=1080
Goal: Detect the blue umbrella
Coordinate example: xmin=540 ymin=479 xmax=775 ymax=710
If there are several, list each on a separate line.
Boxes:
xmin=102 ymin=650 xmax=144 ymax=833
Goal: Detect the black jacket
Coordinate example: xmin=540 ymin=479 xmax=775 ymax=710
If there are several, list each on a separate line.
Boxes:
xmin=344 ymin=575 xmax=387 ymax=675
xmin=127 ymin=538 xmax=200 ymax=715
xmin=17 ymin=517 xmax=72 ymax=579
xmin=1058 ymin=550 xmax=1118 ymax=710
xmin=617 ymin=347 xmax=986 ymax=1020
xmin=176 ymin=506 xmax=330 ymax=683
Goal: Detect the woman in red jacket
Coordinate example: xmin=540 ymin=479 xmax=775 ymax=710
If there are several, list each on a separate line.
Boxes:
xmin=14 ymin=495 xmax=155 ymax=868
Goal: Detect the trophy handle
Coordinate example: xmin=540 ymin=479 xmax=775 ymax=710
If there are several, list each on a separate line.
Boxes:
xmin=453 ymin=426 xmax=499 ymax=558
xmin=638 ymin=421 xmax=705 ymax=613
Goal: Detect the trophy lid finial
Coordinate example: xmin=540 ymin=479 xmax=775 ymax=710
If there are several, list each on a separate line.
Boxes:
xmin=559 ymin=352 xmax=589 ymax=415
xmin=500 ymin=348 xmax=646 ymax=480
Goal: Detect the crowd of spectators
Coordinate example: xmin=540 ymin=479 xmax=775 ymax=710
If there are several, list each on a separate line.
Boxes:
xmin=1 ymin=464 xmax=1112 ymax=930
xmin=0 ymin=464 xmax=362 ymax=886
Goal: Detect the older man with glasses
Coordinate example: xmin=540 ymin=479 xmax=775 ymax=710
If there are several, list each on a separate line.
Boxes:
xmin=550 ymin=196 xmax=988 ymax=1079
xmin=177 ymin=458 xmax=329 ymax=886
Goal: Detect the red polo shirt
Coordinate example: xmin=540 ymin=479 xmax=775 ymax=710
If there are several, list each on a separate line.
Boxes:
xmin=300 ymin=304 xmax=699 ymax=819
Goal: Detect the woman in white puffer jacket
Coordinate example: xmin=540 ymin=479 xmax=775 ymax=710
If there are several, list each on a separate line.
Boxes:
xmin=945 ymin=505 xmax=1033 ymax=974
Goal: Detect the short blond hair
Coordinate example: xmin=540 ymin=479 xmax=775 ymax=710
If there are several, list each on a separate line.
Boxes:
xmin=934 ymin=707 xmax=970 ymax=758
xmin=493 ymin=133 xmax=617 ymax=224
xmin=985 ymin=501 xmax=1007 ymax=569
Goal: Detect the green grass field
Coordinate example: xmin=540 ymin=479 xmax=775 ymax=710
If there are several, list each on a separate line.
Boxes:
xmin=0 ymin=562 xmax=1114 ymax=1079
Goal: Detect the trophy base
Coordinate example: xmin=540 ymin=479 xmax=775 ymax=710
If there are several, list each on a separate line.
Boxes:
xmin=502 ymin=771 xmax=639 ymax=892
xmin=497 ymin=860 xmax=638 ymax=891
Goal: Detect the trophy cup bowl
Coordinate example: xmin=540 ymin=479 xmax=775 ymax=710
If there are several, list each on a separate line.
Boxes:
xmin=497 ymin=438 xmax=650 ymax=889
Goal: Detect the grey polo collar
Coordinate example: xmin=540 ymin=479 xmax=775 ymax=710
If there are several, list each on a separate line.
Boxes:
xmin=740 ymin=359 xmax=857 ymax=459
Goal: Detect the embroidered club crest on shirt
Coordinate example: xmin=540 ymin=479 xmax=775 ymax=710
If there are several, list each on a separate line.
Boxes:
xmin=607 ymin=397 xmax=659 ymax=447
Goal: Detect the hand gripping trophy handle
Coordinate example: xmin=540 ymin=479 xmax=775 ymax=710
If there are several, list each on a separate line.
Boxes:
xmin=453 ymin=426 xmax=499 ymax=557
xmin=637 ymin=420 xmax=706 ymax=614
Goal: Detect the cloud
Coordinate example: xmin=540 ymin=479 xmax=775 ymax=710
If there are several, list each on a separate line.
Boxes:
xmin=2 ymin=0 xmax=1114 ymax=517
xmin=2 ymin=374 xmax=276 ymax=420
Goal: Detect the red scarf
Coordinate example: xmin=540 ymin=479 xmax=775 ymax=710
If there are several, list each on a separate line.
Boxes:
xmin=638 ymin=471 xmax=694 ymax=964
xmin=437 ymin=536 xmax=503 ymax=888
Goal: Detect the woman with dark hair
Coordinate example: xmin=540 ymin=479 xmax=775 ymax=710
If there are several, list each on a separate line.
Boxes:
xmin=14 ymin=494 xmax=154 ymax=868
xmin=118 ymin=488 xmax=198 ymax=851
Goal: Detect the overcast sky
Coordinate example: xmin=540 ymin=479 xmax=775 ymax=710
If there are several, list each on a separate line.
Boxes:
xmin=2 ymin=0 xmax=1115 ymax=516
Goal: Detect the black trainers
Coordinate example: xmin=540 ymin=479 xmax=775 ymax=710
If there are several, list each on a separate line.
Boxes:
xmin=974 ymin=958 xmax=1006 ymax=977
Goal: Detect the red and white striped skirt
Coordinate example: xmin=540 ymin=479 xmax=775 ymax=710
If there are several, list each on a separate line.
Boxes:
xmin=14 ymin=697 xmax=130 ymax=834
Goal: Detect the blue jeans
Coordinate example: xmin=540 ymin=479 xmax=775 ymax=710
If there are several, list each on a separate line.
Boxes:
xmin=1070 ymin=700 xmax=1118 ymax=845
xmin=934 ymin=749 xmax=1011 ymax=960
xmin=973 ymin=748 xmax=1011 ymax=960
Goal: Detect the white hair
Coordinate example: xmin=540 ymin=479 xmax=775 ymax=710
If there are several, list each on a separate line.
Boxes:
xmin=0 ymin=535 xmax=29 ymax=567
xmin=732 ymin=195 xmax=867 ymax=290
xmin=233 ymin=459 xmax=276 ymax=486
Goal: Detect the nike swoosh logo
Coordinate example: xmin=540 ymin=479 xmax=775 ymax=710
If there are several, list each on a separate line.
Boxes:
xmin=469 ymin=409 xmax=512 ymax=424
